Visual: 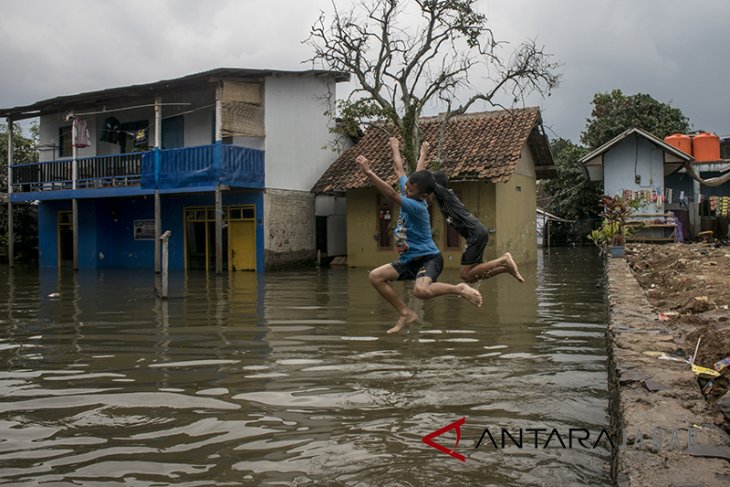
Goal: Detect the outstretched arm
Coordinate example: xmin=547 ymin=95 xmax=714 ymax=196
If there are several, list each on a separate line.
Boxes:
xmin=389 ymin=137 xmax=406 ymax=178
xmin=416 ymin=141 xmax=430 ymax=172
xmin=356 ymin=155 xmax=402 ymax=205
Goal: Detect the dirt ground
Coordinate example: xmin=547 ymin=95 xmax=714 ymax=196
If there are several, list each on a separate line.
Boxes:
xmin=625 ymin=243 xmax=730 ymax=409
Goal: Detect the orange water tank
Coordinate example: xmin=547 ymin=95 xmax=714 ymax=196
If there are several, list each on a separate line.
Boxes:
xmin=693 ymin=132 xmax=721 ymax=162
xmin=664 ymin=134 xmax=692 ymax=155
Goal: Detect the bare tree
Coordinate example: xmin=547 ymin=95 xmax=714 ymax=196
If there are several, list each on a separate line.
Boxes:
xmin=305 ymin=0 xmax=561 ymax=171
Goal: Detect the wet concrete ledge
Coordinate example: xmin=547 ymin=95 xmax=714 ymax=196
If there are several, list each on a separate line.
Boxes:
xmin=606 ymin=258 xmax=730 ymax=486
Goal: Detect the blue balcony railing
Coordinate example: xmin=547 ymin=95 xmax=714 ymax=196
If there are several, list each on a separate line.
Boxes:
xmin=10 ymin=143 xmax=264 ymax=193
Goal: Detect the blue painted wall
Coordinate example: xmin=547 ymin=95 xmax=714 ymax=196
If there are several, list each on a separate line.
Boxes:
xmin=37 ymin=190 xmax=264 ymax=271
xmin=95 ymin=197 xmax=155 ymax=268
xmin=38 ymin=200 xmax=69 ymax=267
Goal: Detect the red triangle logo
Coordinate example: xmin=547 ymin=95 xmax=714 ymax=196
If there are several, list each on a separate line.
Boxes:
xmin=422 ymin=417 xmax=467 ymax=462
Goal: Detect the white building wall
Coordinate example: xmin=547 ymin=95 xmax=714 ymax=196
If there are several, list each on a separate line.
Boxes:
xmin=603 ymin=135 xmax=665 ymax=214
xmin=39 ymin=113 xmax=99 ymax=162
xmin=37 ymin=88 xmax=223 ymax=159
xmin=263 ymin=75 xmax=338 ymax=191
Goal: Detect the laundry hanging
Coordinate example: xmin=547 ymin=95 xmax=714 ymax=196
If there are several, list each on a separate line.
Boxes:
xmin=72 ymin=117 xmax=90 ymax=148
xmin=100 ymin=116 xmax=121 ymax=144
xmin=133 ymin=128 xmax=148 ymax=147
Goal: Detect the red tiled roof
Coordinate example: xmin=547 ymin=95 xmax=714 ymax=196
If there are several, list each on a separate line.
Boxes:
xmin=312 ymin=107 xmax=551 ymax=193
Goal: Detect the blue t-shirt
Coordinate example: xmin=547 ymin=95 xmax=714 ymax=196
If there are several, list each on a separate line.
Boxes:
xmin=394 ymin=175 xmax=439 ymax=262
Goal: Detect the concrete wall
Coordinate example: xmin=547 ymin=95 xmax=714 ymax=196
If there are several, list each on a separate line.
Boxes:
xmin=263 ymin=188 xmax=316 ymax=268
xmin=603 ymin=134 xmax=664 ymax=214
xmin=495 ymin=172 xmax=537 ymax=264
xmin=346 ymin=188 xmax=395 ymax=268
xmin=263 ymin=75 xmax=338 ymax=191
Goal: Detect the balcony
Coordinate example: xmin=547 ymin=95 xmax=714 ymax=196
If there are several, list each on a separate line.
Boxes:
xmin=10 ymin=143 xmax=264 ymax=196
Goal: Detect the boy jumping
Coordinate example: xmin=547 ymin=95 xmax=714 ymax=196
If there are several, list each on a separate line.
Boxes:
xmin=355 ymin=137 xmax=482 ymax=334
xmin=417 ymin=142 xmax=525 ymax=284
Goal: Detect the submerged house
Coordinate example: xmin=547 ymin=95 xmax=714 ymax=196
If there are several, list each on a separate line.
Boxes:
xmin=580 ymin=128 xmax=694 ymax=241
xmin=2 ymin=68 xmax=349 ymax=271
xmin=312 ymin=108 xmax=555 ymax=268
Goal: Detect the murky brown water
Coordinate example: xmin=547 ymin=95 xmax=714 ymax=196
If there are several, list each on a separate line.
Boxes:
xmin=0 ymin=248 xmax=610 ymax=486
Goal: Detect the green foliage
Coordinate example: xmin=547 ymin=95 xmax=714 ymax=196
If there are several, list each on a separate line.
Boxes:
xmin=587 ymin=194 xmax=640 ymax=250
xmin=541 ymin=138 xmax=601 ymax=243
xmin=330 ymin=99 xmax=388 ymax=143
xmin=588 ymin=221 xmax=631 ymax=249
xmin=0 ymin=122 xmax=40 ymax=262
xmin=543 ymin=138 xmax=600 ymax=220
xmin=581 ymin=89 xmax=690 ymax=149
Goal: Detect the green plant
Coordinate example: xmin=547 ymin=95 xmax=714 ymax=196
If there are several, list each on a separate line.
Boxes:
xmin=588 ymin=221 xmax=630 ymax=249
xmin=588 ymin=194 xmax=641 ymax=251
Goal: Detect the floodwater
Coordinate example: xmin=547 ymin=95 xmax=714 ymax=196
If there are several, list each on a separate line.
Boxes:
xmin=0 ymin=248 xmax=610 ymax=486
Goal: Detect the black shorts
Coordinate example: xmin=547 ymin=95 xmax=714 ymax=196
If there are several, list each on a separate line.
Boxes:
xmin=461 ymin=227 xmax=489 ymax=265
xmin=391 ymin=253 xmax=443 ymax=282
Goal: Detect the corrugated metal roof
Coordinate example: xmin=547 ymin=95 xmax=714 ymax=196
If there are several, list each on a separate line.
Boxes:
xmin=0 ymin=67 xmax=350 ymax=120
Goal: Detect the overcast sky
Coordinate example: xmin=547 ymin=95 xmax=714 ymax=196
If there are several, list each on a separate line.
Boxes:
xmin=2 ymin=0 xmax=729 ymax=143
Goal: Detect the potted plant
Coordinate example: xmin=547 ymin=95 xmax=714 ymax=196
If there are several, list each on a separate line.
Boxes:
xmin=588 ymin=195 xmax=641 ymax=257
xmin=589 ymin=221 xmax=630 ymax=257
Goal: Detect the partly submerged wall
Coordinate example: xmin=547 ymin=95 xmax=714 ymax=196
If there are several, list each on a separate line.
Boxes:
xmin=605 ymin=258 xmax=730 ymax=486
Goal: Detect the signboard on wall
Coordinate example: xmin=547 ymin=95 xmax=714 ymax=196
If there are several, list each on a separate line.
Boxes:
xmin=133 ymin=220 xmax=155 ymax=240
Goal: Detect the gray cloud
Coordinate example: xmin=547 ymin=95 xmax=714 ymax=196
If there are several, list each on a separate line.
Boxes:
xmin=2 ymin=0 xmax=729 ymax=142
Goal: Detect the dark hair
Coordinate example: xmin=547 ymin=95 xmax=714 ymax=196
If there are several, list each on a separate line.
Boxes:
xmin=408 ymin=170 xmax=435 ymax=195
xmin=432 ymin=171 xmax=449 ymax=188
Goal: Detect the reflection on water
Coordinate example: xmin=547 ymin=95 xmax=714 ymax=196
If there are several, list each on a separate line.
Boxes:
xmin=0 ymin=248 xmax=610 ymax=486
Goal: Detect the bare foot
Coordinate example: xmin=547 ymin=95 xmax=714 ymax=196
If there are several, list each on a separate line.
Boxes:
xmin=387 ymin=309 xmax=418 ymax=334
xmin=503 ymin=253 xmax=525 ymax=283
xmin=456 ymin=283 xmax=483 ymax=307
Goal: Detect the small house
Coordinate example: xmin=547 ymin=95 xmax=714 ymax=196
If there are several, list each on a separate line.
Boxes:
xmin=312 ymin=108 xmax=555 ymax=268
xmin=580 ymin=127 xmax=695 ymax=241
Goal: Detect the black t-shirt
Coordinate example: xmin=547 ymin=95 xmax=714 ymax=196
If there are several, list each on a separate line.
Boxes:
xmin=432 ymin=183 xmax=484 ymax=239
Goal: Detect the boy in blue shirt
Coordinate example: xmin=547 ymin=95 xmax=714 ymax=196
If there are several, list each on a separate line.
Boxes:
xmin=355 ymin=138 xmax=482 ymax=334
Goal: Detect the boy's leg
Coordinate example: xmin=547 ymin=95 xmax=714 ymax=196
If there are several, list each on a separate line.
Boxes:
xmin=413 ymin=277 xmax=483 ymax=306
xmin=461 ymin=253 xmax=524 ymax=283
xmin=368 ymin=263 xmax=418 ymax=334
xmin=458 ymin=229 xmax=524 ymax=283
xmin=411 ymin=254 xmax=483 ymax=306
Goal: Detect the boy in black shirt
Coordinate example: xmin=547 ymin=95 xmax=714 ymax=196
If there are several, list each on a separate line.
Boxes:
xmin=417 ymin=142 xmax=525 ymax=283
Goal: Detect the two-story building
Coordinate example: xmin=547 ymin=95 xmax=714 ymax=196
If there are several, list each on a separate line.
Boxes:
xmin=2 ymin=68 xmax=349 ymax=272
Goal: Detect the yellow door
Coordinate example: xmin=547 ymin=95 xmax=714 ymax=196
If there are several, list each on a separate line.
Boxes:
xmin=229 ymin=220 xmax=256 ymax=271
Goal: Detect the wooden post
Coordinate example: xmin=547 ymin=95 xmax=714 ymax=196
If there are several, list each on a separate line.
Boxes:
xmin=71 ymin=118 xmax=79 ymax=270
xmin=6 ymin=119 xmax=13 ymax=267
xmin=154 ymin=95 xmax=162 ymax=273
xmin=215 ymin=187 xmax=223 ymax=274
xmin=159 ymin=230 xmax=171 ymax=299
xmin=547 ymin=219 xmax=551 ymax=248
